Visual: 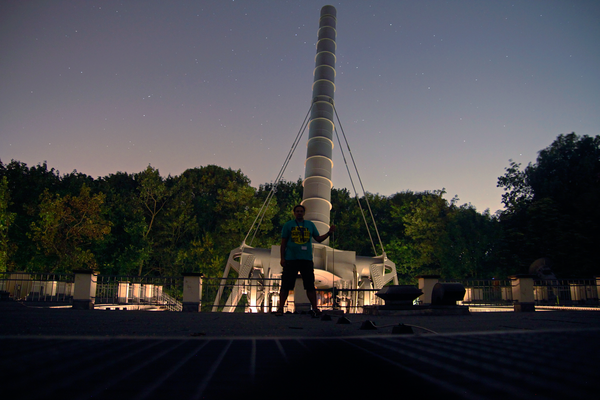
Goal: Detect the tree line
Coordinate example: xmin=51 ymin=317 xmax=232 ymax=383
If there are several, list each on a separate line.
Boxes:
xmin=1 ymin=133 xmax=598 ymax=281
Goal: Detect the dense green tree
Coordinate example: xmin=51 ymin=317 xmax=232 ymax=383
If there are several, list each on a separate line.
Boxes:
xmin=382 ymin=191 xmax=426 ymax=282
xmin=0 ymin=176 xmax=16 ymax=272
xmin=133 ymin=166 xmax=200 ymax=276
xmin=59 ymin=170 xmax=96 ymax=196
xmin=29 ymin=185 xmax=111 ymax=272
xmin=175 ymin=232 xmax=225 ymax=277
xmin=329 ymin=187 xmax=366 ymax=252
xmin=497 ymin=133 xmax=600 ymax=277
xmin=181 ymin=165 xmax=251 ymax=231
xmin=401 ymin=190 xmax=451 ymax=277
xmin=1 ymin=158 xmax=508 ymax=281
xmin=497 ymin=160 xmax=532 ymax=212
xmin=397 ymin=190 xmax=499 ymax=282
xmin=174 ymin=165 xmax=275 ymax=275
xmin=94 ymin=171 xmax=147 ymax=275
xmin=149 ymin=175 xmax=199 ymax=276
xmin=137 ymin=166 xmax=169 ymax=241
xmin=258 ymin=179 xmax=303 ymax=242
xmin=215 ymin=183 xmax=277 ymax=249
xmin=446 ymin=204 xmax=500 ymax=279
xmin=0 ymin=160 xmax=61 ymax=270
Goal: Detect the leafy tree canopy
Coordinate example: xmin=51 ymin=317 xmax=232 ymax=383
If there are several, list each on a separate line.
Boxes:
xmin=497 ymin=133 xmax=600 ymax=277
xmin=29 ymin=185 xmax=111 ymax=273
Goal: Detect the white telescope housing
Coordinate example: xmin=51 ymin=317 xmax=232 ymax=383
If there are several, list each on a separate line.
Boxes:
xmin=302 ymin=5 xmax=338 ymax=242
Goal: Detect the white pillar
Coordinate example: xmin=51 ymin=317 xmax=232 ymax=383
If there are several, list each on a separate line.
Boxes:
xmin=132 ymin=283 xmax=141 ymax=303
xmin=72 ymin=270 xmax=97 ymax=310
xmin=417 ymin=275 xmax=440 ymax=305
xmin=117 ymin=282 xmax=129 ymax=303
xmin=182 ymin=273 xmax=203 ymax=312
xmin=142 ymin=284 xmax=154 ymax=302
xmin=510 ymin=274 xmax=535 ymax=312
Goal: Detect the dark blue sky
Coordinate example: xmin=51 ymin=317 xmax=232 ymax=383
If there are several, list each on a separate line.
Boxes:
xmin=1 ymin=0 xmax=599 ymax=213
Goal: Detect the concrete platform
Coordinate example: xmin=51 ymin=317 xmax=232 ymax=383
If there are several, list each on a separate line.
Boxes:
xmin=2 ymin=301 xmax=599 ymax=399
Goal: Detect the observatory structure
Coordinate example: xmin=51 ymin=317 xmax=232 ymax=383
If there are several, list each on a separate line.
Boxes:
xmin=213 ymin=6 xmax=397 ymax=313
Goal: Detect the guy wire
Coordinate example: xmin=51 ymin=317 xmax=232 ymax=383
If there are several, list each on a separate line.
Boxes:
xmin=332 ymin=104 xmax=385 ymax=256
xmin=243 ymin=102 xmax=313 ymax=247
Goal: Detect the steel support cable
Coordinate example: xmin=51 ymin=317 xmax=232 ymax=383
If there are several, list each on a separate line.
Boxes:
xmin=333 ymin=105 xmax=386 ymax=256
xmin=243 ymin=103 xmax=313 ymax=247
xmin=332 ymin=121 xmax=377 ymax=256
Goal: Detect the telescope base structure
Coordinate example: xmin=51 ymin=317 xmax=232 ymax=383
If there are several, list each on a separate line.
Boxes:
xmin=213 ymin=244 xmax=398 ymax=313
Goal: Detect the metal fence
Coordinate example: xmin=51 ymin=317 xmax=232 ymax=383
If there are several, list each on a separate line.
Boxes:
xmin=457 ymin=279 xmax=600 ymax=307
xmin=459 ymin=280 xmax=513 ymax=306
xmin=201 ymin=276 xmax=384 ymax=314
xmin=0 ymin=272 xmax=383 ymax=313
xmin=533 ymin=279 xmax=599 ymax=306
xmin=2 ymin=272 xmax=598 ymax=311
xmin=202 ymin=276 xmax=280 ymax=313
xmin=95 ymin=275 xmax=183 ymax=311
xmin=317 ymin=288 xmax=385 ymax=313
xmin=0 ymin=272 xmax=74 ymax=303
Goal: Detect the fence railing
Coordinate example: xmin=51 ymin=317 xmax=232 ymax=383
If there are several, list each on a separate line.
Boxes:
xmin=456 ymin=278 xmax=600 ymax=307
xmin=0 ymin=272 xmax=74 ymax=303
xmin=2 ymin=272 xmax=599 ymax=310
xmin=201 ymin=276 xmax=384 ymax=313
xmin=458 ymin=280 xmax=513 ymax=306
xmin=533 ymin=279 xmax=599 ymax=306
xmin=94 ymin=275 xmax=183 ymax=310
xmin=318 ymin=288 xmax=385 ymax=313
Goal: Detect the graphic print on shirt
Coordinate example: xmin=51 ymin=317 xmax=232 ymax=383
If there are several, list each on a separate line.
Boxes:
xmin=290 ymin=226 xmax=310 ymax=244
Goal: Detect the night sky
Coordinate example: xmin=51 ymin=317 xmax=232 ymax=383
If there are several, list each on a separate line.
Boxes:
xmin=1 ymin=0 xmax=599 ymax=214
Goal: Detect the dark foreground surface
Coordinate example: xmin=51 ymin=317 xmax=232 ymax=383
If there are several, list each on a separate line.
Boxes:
xmin=2 ymin=302 xmax=599 ymax=399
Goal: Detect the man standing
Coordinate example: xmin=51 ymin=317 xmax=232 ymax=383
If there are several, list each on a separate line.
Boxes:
xmin=276 ymin=204 xmax=335 ymax=316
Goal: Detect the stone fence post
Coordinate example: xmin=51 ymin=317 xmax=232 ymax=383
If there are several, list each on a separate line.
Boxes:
xmin=132 ymin=283 xmax=141 ymax=304
xmin=509 ymin=274 xmax=535 ymax=312
xmin=182 ymin=273 xmax=203 ymax=312
xmin=117 ymin=282 xmax=129 ymax=304
xmin=72 ymin=270 xmax=97 ymax=310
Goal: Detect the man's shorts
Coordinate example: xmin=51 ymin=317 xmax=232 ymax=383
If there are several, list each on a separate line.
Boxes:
xmin=281 ymin=259 xmax=315 ymax=291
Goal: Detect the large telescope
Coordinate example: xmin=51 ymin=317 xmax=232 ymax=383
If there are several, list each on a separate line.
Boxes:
xmin=302 ymin=5 xmax=337 ymax=243
xmin=215 ymin=5 xmax=398 ymax=313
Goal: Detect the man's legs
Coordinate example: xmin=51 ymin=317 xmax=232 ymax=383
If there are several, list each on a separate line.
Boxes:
xmin=277 ymin=287 xmax=289 ymax=315
xmin=306 ymin=289 xmax=320 ymax=313
xmin=277 ymin=260 xmax=320 ymax=314
xmin=299 ymin=261 xmax=320 ymax=313
xmin=277 ymin=287 xmax=319 ymax=314
xmin=277 ymin=262 xmax=296 ymax=315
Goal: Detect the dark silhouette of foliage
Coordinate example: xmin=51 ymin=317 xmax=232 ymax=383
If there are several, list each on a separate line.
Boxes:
xmin=497 ymin=133 xmax=600 ymax=277
xmin=0 ymin=160 xmax=62 ymax=270
xmin=0 ymin=176 xmax=16 ymax=272
xmin=29 ymin=185 xmax=111 ymax=272
xmin=0 ymin=158 xmax=507 ymax=280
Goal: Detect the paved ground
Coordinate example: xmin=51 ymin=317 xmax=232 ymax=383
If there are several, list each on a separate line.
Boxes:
xmin=2 ymin=301 xmax=599 ymax=399
xmin=3 ymin=301 xmax=600 ymax=337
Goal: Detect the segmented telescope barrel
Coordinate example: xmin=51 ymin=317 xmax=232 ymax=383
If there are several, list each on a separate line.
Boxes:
xmin=302 ymin=5 xmax=336 ymax=241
